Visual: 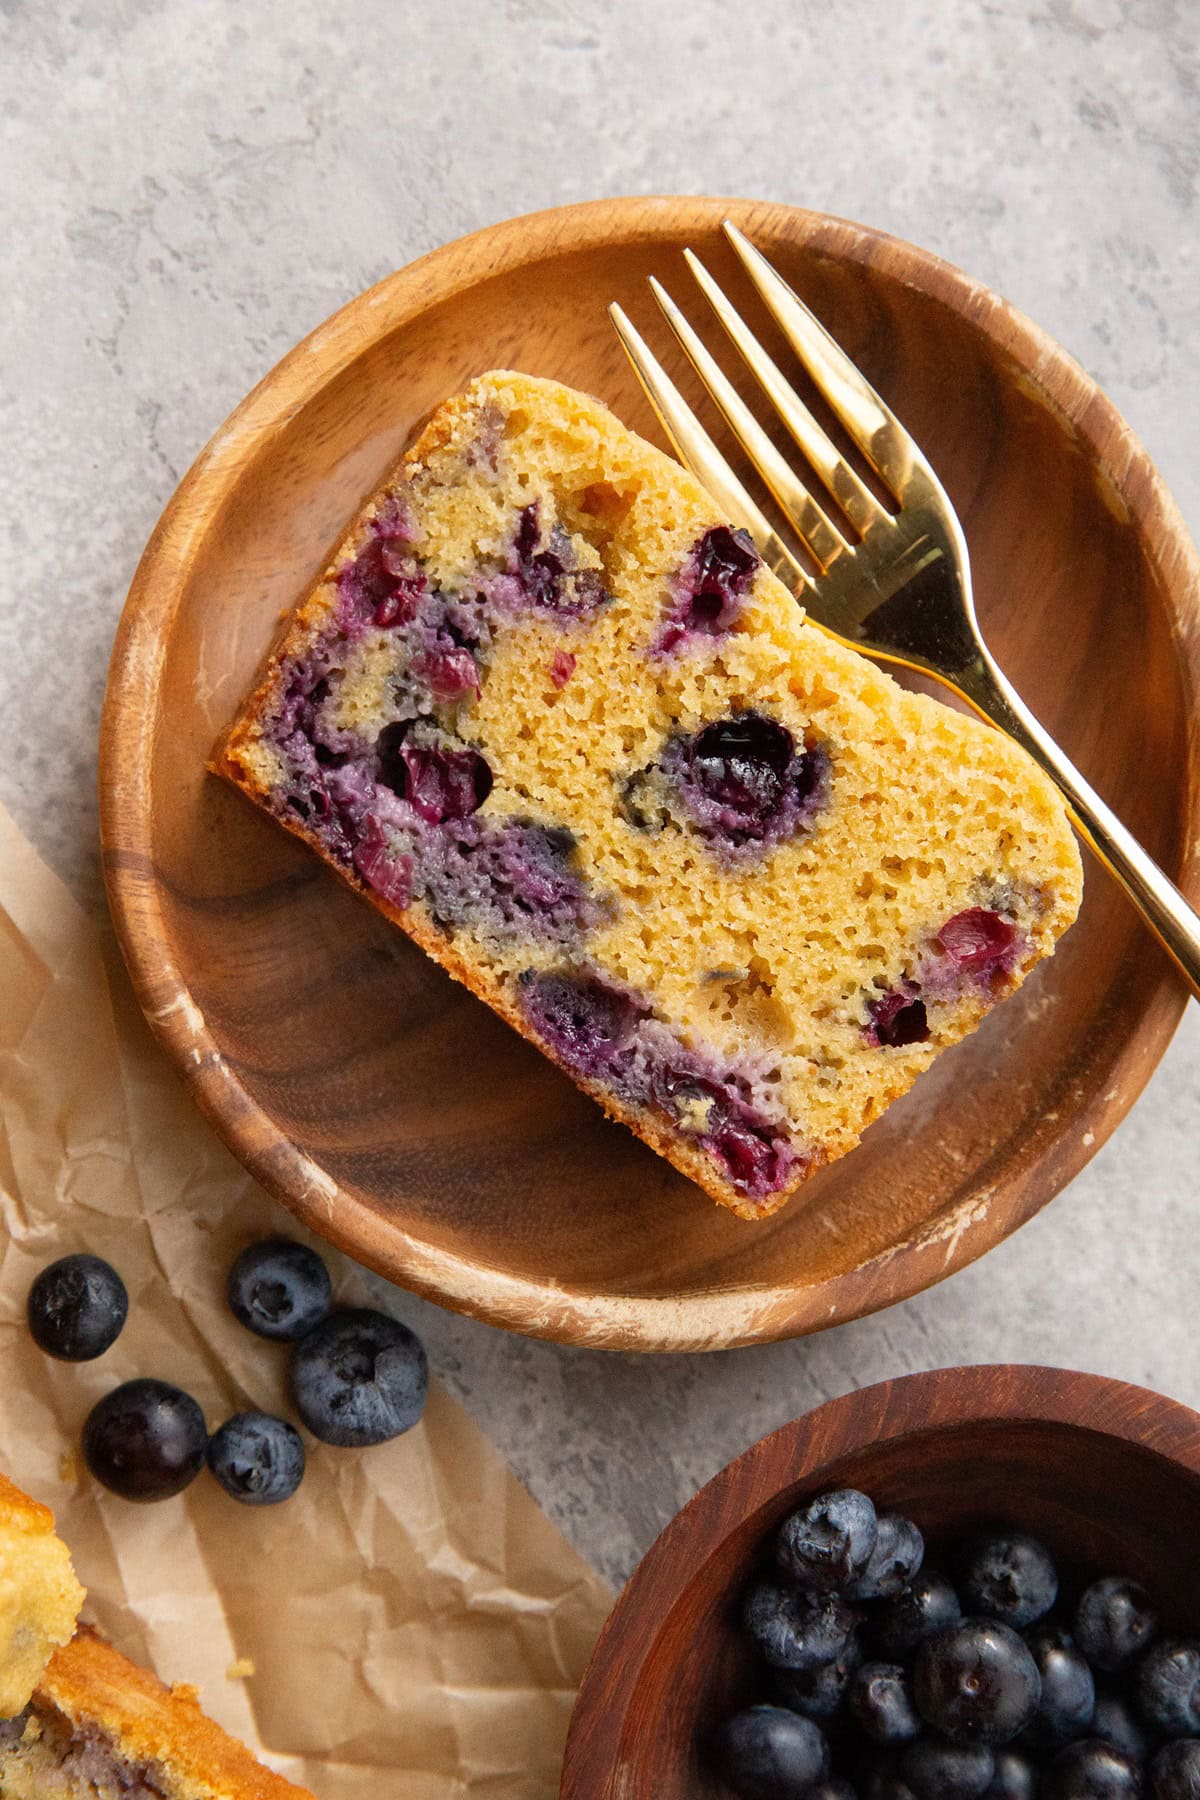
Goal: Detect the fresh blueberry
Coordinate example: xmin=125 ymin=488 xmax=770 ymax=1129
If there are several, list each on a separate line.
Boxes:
xmin=227 ymin=1239 xmax=333 ymax=1342
xmin=1022 ymin=1627 xmax=1095 ymax=1749
xmin=913 ymin=1619 xmax=1042 ymax=1744
xmin=849 ymin=1514 xmax=925 ymax=1601
xmin=742 ymin=1579 xmax=857 ymax=1672
xmin=1150 ymin=1739 xmax=1200 ymax=1799
xmin=805 ymin=1783 xmax=857 ymax=1800
xmin=206 ymin=1412 xmax=305 ymax=1506
xmin=1076 ymin=1579 xmax=1159 ymax=1673
xmin=713 ymin=1705 xmax=830 ymax=1799
xmin=900 ymin=1735 xmax=996 ymax=1799
xmin=983 ymin=1748 xmax=1039 ymax=1798
xmin=82 ymin=1379 xmax=207 ymax=1502
xmin=27 ymin=1254 xmax=128 ymax=1361
xmin=1092 ymin=1692 xmax=1154 ymax=1762
xmin=774 ymin=1626 xmax=864 ymax=1719
xmin=848 ymin=1662 xmax=922 ymax=1746
xmin=289 ymin=1309 xmax=428 ymax=1447
xmin=876 ymin=1571 xmax=963 ymax=1660
xmin=776 ymin=1487 xmax=879 ymax=1592
xmin=959 ymin=1532 xmax=1058 ymax=1630
xmin=1042 ymin=1739 xmax=1145 ymax=1798
xmin=861 ymin=1765 xmax=919 ymax=1800
xmin=1134 ymin=1642 xmax=1200 ymax=1738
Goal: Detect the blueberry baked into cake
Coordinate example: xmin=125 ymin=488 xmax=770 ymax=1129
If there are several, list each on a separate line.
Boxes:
xmin=214 ymin=371 xmax=1082 ymax=1219
xmin=0 ymin=1472 xmax=312 ymax=1799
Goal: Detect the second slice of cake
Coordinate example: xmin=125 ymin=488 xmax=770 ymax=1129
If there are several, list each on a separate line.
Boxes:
xmin=215 ymin=371 xmax=1082 ymax=1218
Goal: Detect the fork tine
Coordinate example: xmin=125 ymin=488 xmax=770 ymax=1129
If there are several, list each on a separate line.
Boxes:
xmin=682 ymin=249 xmax=890 ymax=539
xmin=648 ymin=277 xmax=850 ymax=574
xmin=608 ymin=301 xmax=811 ymax=594
xmin=723 ymin=220 xmax=920 ymax=497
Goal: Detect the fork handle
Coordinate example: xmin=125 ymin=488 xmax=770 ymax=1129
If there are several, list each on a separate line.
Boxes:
xmin=958 ymin=651 xmax=1200 ymax=1000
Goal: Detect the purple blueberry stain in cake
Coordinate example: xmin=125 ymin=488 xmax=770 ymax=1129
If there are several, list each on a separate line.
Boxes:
xmin=920 ymin=907 xmax=1026 ymax=1000
xmin=705 ymin=1113 xmax=798 ymax=1198
xmin=59 ymin=1725 xmax=169 ymax=1800
xmin=936 ymin=908 xmax=1020 ymax=974
xmin=866 ymin=985 xmax=930 ymax=1049
xmin=414 ymin=642 xmax=481 ymax=700
xmin=507 ymin=500 xmax=610 ymax=618
xmin=254 ymin=487 xmax=624 ymax=949
xmin=352 ymin=816 xmax=414 ymax=909
xmin=373 ymin=492 xmax=420 ymax=543
xmin=418 ymin=818 xmax=607 ymax=941
xmin=657 ymin=712 xmax=831 ymax=853
xmin=374 ymin=573 xmax=427 ymax=629
xmin=463 ymin=400 xmax=505 ymax=473
xmin=518 ymin=971 xmax=801 ymax=1200
xmin=864 ymin=907 xmax=1026 ymax=1042
xmin=337 ymin=534 xmax=416 ymax=629
xmin=399 ymin=741 xmax=493 ymax=823
xmin=494 ymin=825 xmax=583 ymax=913
xmin=518 ymin=970 xmax=648 ymax=1077
xmin=656 ymin=524 xmax=761 ymax=652
xmin=267 ymin=697 xmax=604 ymax=945
xmin=650 ymin=1055 xmax=800 ymax=1199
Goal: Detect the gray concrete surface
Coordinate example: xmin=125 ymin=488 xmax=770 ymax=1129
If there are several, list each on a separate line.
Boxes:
xmin=3 ymin=0 xmax=1199 ymax=1591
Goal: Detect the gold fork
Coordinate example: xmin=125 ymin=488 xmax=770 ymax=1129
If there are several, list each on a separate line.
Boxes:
xmin=611 ymin=220 xmax=1200 ymax=999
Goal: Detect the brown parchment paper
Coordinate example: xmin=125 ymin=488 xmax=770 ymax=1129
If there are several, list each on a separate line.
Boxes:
xmin=0 ymin=801 xmax=613 ymax=1797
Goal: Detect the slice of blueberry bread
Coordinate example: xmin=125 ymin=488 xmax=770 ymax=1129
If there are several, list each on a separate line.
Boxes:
xmin=3 ymin=1627 xmax=313 ymax=1799
xmin=214 ymin=370 xmax=1082 ymax=1219
xmin=0 ymin=1470 xmax=312 ymax=1799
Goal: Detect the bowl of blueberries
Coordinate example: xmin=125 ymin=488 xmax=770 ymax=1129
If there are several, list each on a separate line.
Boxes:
xmin=559 ymin=1364 xmax=1200 ymax=1800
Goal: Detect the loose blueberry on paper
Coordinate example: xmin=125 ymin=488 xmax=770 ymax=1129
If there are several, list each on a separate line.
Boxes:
xmin=82 ymin=1378 xmax=208 ymax=1502
xmin=227 ymin=1237 xmax=333 ymax=1341
xmin=289 ymin=1308 xmax=429 ymax=1447
xmin=712 ymin=1484 xmax=1200 ymax=1799
xmin=207 ymin=1411 xmax=305 ymax=1506
xmin=39 ymin=1236 xmax=430 ymax=1504
xmin=28 ymin=1254 xmax=128 ymax=1361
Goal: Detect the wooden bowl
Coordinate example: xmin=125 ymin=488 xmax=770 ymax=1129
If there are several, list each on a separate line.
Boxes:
xmin=100 ymin=197 xmax=1200 ymax=1351
xmin=560 ymin=1364 xmax=1200 ymax=1796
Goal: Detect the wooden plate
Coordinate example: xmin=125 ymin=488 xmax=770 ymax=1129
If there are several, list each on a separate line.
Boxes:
xmin=560 ymin=1364 xmax=1200 ymax=1796
xmin=100 ymin=197 xmax=1200 ymax=1351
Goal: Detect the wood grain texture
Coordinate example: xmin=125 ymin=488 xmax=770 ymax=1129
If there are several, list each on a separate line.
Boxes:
xmin=99 ymin=196 xmax=1200 ymax=1351
xmin=559 ymin=1365 xmax=1200 ymax=1798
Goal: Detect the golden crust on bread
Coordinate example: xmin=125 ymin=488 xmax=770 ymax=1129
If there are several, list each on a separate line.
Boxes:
xmin=8 ymin=1627 xmax=313 ymax=1799
xmin=0 ymin=1473 xmax=84 ymax=1720
xmin=0 ymin=1473 xmax=311 ymax=1798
